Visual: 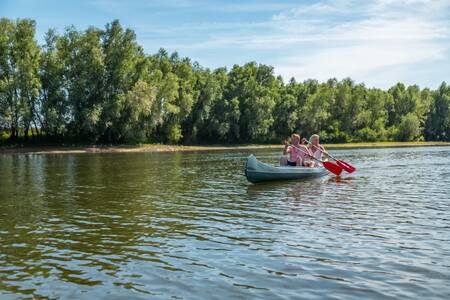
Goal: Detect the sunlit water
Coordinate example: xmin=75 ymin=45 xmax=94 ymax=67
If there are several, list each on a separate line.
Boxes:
xmin=0 ymin=147 xmax=449 ymax=299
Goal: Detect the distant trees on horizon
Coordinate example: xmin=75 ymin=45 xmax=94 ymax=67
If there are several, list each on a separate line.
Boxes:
xmin=1 ymin=18 xmax=449 ymax=144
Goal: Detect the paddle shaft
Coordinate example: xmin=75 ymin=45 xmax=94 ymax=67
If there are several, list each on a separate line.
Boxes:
xmin=303 ymin=140 xmax=335 ymax=160
xmin=288 ymin=144 xmax=323 ymax=163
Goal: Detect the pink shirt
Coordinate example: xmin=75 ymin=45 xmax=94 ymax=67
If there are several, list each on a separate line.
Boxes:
xmin=287 ymin=145 xmax=310 ymax=162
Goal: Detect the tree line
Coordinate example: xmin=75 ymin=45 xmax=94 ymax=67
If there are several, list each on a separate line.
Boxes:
xmin=1 ymin=18 xmax=449 ymax=144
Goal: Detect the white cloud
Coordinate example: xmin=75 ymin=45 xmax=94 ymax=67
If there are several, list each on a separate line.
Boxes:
xmin=269 ymin=0 xmax=450 ymax=88
xmin=276 ymin=41 xmax=446 ymax=83
xmin=93 ymin=0 xmax=450 ymax=88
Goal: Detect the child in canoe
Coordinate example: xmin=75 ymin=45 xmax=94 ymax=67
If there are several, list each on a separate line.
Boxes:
xmin=281 ymin=133 xmax=314 ymax=167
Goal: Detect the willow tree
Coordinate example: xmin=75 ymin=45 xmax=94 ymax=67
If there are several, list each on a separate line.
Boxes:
xmin=272 ymin=78 xmax=299 ymax=139
xmin=40 ymin=28 xmax=67 ymax=138
xmin=182 ymin=68 xmax=228 ymax=143
xmin=100 ymin=20 xmax=148 ymax=142
xmin=58 ymin=26 xmax=105 ymax=140
xmin=224 ymin=62 xmax=280 ymax=143
xmin=425 ymin=82 xmax=450 ymax=141
xmin=0 ymin=18 xmax=41 ymax=140
xmin=0 ymin=18 xmax=14 ymax=137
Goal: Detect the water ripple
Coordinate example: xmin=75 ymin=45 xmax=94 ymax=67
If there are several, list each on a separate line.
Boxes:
xmin=1 ymin=147 xmax=450 ymax=299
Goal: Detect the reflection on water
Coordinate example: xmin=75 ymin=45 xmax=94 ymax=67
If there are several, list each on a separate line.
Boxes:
xmin=1 ymin=147 xmax=450 ymax=299
xmin=327 ymin=176 xmax=354 ymax=184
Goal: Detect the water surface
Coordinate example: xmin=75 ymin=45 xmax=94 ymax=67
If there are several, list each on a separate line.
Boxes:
xmin=0 ymin=147 xmax=449 ymax=299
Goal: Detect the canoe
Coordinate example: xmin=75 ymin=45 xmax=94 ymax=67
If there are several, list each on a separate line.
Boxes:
xmin=245 ymin=154 xmax=328 ymax=183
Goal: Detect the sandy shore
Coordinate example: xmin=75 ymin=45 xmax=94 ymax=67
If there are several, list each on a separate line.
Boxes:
xmin=0 ymin=141 xmax=449 ymax=155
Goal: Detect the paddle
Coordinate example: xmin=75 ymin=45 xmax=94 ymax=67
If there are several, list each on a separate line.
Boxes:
xmin=302 ymin=139 xmax=356 ymax=173
xmin=289 ymin=144 xmax=343 ymax=176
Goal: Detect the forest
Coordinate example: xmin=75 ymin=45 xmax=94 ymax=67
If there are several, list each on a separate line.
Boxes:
xmin=1 ymin=18 xmax=449 ymax=145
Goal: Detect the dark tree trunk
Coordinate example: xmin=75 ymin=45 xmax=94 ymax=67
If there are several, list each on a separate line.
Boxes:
xmin=24 ymin=125 xmax=29 ymax=141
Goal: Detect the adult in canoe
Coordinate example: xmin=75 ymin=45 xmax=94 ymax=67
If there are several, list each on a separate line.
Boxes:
xmin=281 ymin=133 xmax=314 ymax=167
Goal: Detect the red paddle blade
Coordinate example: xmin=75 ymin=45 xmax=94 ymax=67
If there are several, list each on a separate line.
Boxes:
xmin=336 ymin=159 xmax=356 ymax=173
xmin=322 ymin=161 xmax=343 ymax=176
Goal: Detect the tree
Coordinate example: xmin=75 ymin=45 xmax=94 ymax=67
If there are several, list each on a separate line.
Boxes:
xmin=14 ymin=19 xmax=41 ymax=140
xmin=0 ymin=18 xmax=41 ymax=140
xmin=182 ymin=68 xmax=228 ymax=143
xmin=425 ymin=82 xmax=450 ymax=141
xmin=170 ymin=57 xmax=197 ymax=143
xmin=272 ymin=79 xmax=298 ymax=139
xmin=115 ymin=80 xmax=156 ymax=142
xmin=39 ymin=28 xmax=68 ymax=138
xmin=297 ymin=84 xmax=333 ymax=138
xmin=353 ymin=88 xmax=389 ymax=141
xmin=59 ymin=26 xmax=105 ymax=140
xmin=0 ymin=18 xmax=14 ymax=136
xmin=100 ymin=20 xmax=148 ymax=142
xmin=147 ymin=50 xmax=180 ymax=143
xmin=224 ymin=62 xmax=280 ymax=142
xmin=397 ymin=113 xmax=421 ymax=141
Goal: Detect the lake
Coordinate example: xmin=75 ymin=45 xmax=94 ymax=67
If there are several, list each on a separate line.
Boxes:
xmin=0 ymin=146 xmax=449 ymax=299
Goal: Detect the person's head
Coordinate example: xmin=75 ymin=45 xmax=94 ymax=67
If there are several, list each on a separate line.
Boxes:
xmin=291 ymin=133 xmax=301 ymax=145
xmin=311 ymin=134 xmax=320 ymax=145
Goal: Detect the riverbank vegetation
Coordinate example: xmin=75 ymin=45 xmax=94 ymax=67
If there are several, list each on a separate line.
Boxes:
xmin=1 ymin=18 xmax=449 ymax=146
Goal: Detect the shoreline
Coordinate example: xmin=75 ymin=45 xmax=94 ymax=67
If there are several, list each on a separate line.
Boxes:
xmin=0 ymin=141 xmax=449 ymax=155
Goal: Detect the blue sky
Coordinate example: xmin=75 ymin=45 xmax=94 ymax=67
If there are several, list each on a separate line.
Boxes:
xmin=1 ymin=0 xmax=449 ymax=89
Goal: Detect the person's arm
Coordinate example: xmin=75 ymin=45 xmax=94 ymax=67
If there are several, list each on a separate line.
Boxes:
xmin=319 ymin=145 xmax=330 ymax=159
xmin=303 ymin=145 xmax=313 ymax=156
xmin=283 ymin=139 xmax=289 ymax=155
xmin=311 ymin=143 xmax=324 ymax=153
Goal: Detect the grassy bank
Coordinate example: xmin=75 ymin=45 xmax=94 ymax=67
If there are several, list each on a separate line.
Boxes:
xmin=0 ymin=141 xmax=449 ymax=155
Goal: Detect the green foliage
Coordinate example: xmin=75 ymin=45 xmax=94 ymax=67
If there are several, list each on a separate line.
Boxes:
xmin=0 ymin=18 xmax=41 ymax=140
xmin=425 ymin=82 xmax=450 ymax=141
xmin=40 ymin=28 xmax=68 ymax=137
xmin=0 ymin=131 xmax=9 ymax=144
xmin=224 ymin=62 xmax=280 ymax=142
xmin=272 ymin=86 xmax=298 ymax=139
xmin=396 ymin=113 xmax=421 ymax=141
xmin=117 ymin=80 xmax=155 ymax=142
xmin=0 ymin=18 xmax=447 ymax=144
xmin=167 ymin=123 xmax=183 ymax=143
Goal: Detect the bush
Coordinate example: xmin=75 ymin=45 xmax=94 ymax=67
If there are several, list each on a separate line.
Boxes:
xmin=0 ymin=131 xmax=10 ymax=144
xmin=396 ymin=113 xmax=421 ymax=141
xmin=168 ymin=124 xmax=183 ymax=144
xmin=355 ymin=127 xmax=378 ymax=142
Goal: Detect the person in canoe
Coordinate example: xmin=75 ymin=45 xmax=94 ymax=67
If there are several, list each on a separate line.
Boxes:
xmin=305 ymin=134 xmax=326 ymax=166
xmin=281 ymin=133 xmax=314 ymax=167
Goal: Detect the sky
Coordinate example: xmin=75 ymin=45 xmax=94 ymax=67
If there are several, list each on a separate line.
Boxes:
xmin=1 ymin=0 xmax=449 ymax=89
